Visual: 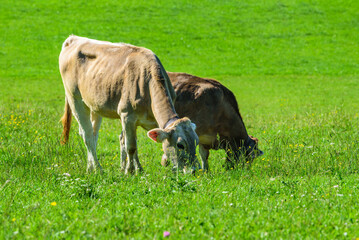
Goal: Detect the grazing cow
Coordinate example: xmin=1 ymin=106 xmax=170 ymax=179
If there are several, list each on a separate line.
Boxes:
xmin=59 ymin=36 xmax=199 ymax=174
xmin=161 ymin=72 xmax=263 ymax=171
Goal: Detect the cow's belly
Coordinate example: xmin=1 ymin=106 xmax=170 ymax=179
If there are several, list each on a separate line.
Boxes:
xmin=92 ymin=108 xmax=121 ymax=119
xmin=136 ymin=113 xmax=157 ymax=130
xmin=78 ymin=79 xmax=123 ymax=119
xmin=199 ymin=134 xmax=217 ymax=146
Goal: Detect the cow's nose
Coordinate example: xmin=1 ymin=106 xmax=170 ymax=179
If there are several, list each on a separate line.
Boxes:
xmin=258 ymin=150 xmax=264 ymax=156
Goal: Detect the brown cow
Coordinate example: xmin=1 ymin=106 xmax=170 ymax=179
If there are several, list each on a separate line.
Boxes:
xmin=162 ymin=72 xmax=263 ymax=171
xmin=59 ymin=36 xmax=199 ymax=174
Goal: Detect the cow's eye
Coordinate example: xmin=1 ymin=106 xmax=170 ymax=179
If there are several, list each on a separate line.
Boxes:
xmin=177 ymin=143 xmax=185 ymax=150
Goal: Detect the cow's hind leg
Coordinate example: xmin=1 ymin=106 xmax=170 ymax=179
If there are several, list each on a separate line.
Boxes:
xmin=91 ymin=111 xmax=102 ymax=148
xmin=71 ymin=98 xmax=102 ymax=173
xmin=199 ymin=145 xmax=210 ymax=172
xmin=121 ymin=113 xmax=142 ymax=174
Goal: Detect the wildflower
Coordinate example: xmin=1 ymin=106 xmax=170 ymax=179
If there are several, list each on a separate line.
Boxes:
xmin=12 ymin=218 xmax=16 ymax=222
xmin=163 ymin=231 xmax=170 ymax=237
xmin=51 ymin=202 xmax=57 ymax=206
xmin=63 ymin=173 xmax=71 ymax=177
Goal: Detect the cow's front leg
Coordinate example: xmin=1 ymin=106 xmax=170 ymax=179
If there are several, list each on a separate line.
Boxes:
xmin=161 ymin=153 xmax=169 ymax=167
xmin=119 ymin=132 xmax=127 ymax=172
xmin=199 ymin=144 xmax=210 ymax=172
xmin=121 ymin=113 xmax=142 ymax=174
xmin=133 ymin=148 xmax=143 ymax=173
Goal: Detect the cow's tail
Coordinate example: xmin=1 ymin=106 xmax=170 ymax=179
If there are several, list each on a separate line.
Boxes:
xmin=60 ymin=97 xmax=72 ymax=144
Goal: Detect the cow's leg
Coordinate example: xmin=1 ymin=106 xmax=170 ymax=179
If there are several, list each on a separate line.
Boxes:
xmin=224 ymin=148 xmax=237 ymax=170
xmin=133 ymin=146 xmax=143 ymax=173
xmin=119 ymin=131 xmax=142 ymax=172
xmin=121 ymin=113 xmax=142 ymax=174
xmin=199 ymin=144 xmax=210 ymax=171
xmin=91 ymin=111 xmax=102 ymax=148
xmin=119 ymin=131 xmax=127 ymax=172
xmin=161 ymin=153 xmax=169 ymax=167
xmin=69 ymin=97 xmax=102 ymax=173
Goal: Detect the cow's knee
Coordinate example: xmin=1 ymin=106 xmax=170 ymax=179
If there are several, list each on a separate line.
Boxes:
xmin=127 ymin=146 xmax=136 ymax=155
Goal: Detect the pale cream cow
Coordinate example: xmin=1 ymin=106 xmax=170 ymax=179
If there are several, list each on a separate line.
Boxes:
xmin=59 ymin=36 xmax=199 ymax=174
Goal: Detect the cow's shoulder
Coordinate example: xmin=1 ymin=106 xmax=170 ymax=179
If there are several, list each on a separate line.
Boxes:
xmin=168 ymin=72 xmax=224 ymax=101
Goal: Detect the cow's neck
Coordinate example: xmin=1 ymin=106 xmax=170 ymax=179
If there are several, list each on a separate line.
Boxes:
xmin=149 ymin=79 xmax=179 ymax=129
xmin=163 ymin=116 xmax=180 ymax=129
xmin=234 ymin=115 xmax=249 ymax=142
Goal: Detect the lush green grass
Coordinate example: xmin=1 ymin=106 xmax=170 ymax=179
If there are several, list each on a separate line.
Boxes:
xmin=1 ymin=0 xmax=359 ymax=238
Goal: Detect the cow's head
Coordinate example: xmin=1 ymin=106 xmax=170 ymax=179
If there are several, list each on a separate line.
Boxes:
xmin=147 ymin=117 xmax=199 ymax=173
xmin=225 ymin=135 xmax=263 ymax=168
xmin=244 ymin=135 xmax=264 ymax=159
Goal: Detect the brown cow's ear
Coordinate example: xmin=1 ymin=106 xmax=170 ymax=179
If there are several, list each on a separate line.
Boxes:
xmin=249 ymin=135 xmax=259 ymax=143
xmin=147 ymin=128 xmax=169 ymax=143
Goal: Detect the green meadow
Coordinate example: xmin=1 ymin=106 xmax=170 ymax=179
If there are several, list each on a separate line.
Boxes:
xmin=1 ymin=0 xmax=359 ymax=238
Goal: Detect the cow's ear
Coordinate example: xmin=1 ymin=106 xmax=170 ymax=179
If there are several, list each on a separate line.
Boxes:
xmin=249 ymin=135 xmax=259 ymax=144
xmin=191 ymin=123 xmax=196 ymax=131
xmin=147 ymin=128 xmax=169 ymax=143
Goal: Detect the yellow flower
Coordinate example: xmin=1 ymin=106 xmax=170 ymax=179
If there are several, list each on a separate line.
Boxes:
xmin=12 ymin=218 xmax=16 ymax=222
xmin=51 ymin=202 xmax=57 ymax=206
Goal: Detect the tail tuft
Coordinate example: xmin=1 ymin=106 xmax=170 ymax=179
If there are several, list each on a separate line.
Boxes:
xmin=60 ymin=97 xmax=72 ymax=144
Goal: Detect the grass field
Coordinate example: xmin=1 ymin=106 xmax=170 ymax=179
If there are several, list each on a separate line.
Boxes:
xmin=1 ymin=0 xmax=359 ymax=238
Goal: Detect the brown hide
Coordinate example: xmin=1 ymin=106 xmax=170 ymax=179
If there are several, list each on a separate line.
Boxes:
xmin=167 ymin=72 xmax=248 ymax=147
xmin=165 ymin=72 xmax=262 ymax=170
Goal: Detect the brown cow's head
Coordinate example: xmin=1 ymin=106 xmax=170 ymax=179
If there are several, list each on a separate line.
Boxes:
xmin=245 ymin=135 xmax=264 ymax=159
xmin=225 ymin=135 xmax=263 ymax=168
xmin=147 ymin=117 xmax=199 ymax=173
